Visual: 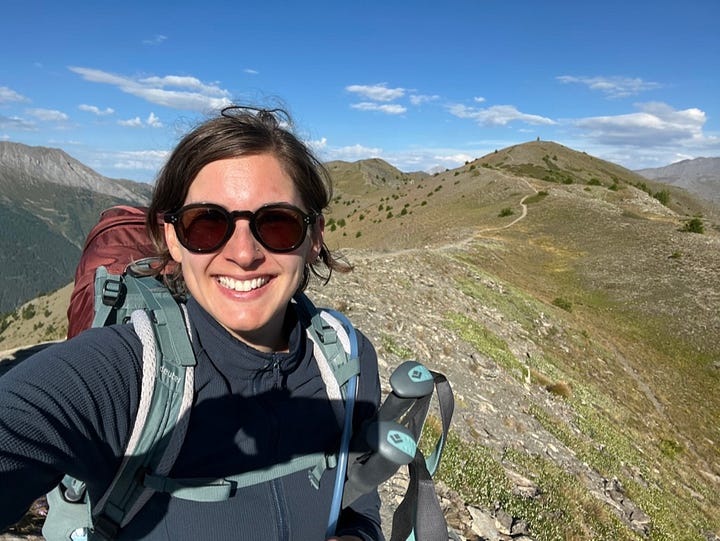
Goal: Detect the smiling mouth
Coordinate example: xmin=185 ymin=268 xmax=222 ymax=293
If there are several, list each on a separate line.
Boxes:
xmin=217 ymin=275 xmax=270 ymax=292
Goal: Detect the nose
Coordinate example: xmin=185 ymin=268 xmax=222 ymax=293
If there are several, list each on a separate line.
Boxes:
xmin=222 ymin=218 xmax=264 ymax=265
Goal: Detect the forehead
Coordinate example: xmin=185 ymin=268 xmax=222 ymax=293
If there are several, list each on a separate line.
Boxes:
xmin=186 ymin=155 xmax=301 ymax=207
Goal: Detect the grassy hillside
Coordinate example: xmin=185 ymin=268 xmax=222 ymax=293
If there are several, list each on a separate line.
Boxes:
xmin=320 ymin=141 xmax=720 ymax=539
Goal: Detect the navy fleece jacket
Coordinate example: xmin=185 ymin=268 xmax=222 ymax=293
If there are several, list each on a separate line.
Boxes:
xmin=0 ymin=297 xmax=383 ymax=540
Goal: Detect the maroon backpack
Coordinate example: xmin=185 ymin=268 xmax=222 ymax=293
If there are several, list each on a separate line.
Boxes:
xmin=66 ymin=206 xmax=157 ymax=339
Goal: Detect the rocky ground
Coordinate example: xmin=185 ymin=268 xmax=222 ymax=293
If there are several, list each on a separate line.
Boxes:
xmin=306 ymin=245 xmax=659 ymax=541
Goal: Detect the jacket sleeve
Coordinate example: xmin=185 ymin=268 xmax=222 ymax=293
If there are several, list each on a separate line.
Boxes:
xmin=334 ymin=330 xmax=385 ymax=541
xmin=0 ymin=326 xmax=141 ymax=531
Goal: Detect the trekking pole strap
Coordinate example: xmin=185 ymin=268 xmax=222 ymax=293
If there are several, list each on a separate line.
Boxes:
xmin=389 ymin=370 xmax=454 ymax=541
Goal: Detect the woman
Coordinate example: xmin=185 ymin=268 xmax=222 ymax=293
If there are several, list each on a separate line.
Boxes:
xmin=0 ymin=106 xmax=383 ymax=540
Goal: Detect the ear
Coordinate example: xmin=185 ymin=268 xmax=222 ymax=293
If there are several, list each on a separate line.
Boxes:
xmin=164 ymin=221 xmax=184 ymax=263
xmin=307 ymin=214 xmax=325 ymax=262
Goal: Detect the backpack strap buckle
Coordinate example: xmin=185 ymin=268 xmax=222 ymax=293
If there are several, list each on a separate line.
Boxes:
xmin=101 ymin=276 xmax=125 ymax=307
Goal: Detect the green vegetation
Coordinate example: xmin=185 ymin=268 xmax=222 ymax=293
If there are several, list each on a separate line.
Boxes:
xmin=524 ymin=190 xmax=549 ymax=204
xmin=431 ymin=427 xmax=641 ymax=541
xmin=681 ymin=217 xmax=704 ymax=234
xmin=21 ymin=303 xmax=37 ymax=320
xmin=653 ymin=189 xmax=671 ymax=206
xmin=445 ymin=312 xmax=521 ymax=373
xmin=380 ymin=334 xmax=414 ymax=359
xmin=441 ymin=288 xmax=717 ymax=540
xmin=552 ymin=297 xmax=572 ymax=312
xmin=499 ymin=207 xmax=514 ymax=217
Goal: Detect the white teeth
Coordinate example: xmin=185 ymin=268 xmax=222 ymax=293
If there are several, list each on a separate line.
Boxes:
xmin=218 ymin=276 xmax=269 ymax=292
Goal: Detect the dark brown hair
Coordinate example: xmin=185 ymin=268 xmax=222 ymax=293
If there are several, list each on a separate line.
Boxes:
xmin=146 ymin=106 xmax=350 ymax=292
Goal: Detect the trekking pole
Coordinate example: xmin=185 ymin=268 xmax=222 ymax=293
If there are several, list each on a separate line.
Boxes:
xmin=377 ymin=360 xmax=435 ymax=423
xmin=340 ymin=361 xmax=434 ymax=507
xmin=341 ymin=420 xmax=417 ymax=507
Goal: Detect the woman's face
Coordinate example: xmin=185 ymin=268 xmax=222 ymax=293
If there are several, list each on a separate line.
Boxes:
xmin=164 ymin=154 xmax=323 ymax=352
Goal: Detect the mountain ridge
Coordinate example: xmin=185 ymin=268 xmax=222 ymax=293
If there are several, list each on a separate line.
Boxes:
xmin=0 ymin=141 xmax=153 ymax=312
xmin=0 ymin=141 xmax=151 ymax=201
xmin=636 ymin=156 xmax=720 ymax=203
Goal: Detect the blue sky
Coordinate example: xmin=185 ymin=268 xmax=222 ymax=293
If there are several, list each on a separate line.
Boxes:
xmin=1 ymin=0 xmax=718 ymax=182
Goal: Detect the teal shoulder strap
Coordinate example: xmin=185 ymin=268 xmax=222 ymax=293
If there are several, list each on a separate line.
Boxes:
xmin=90 ymin=275 xmax=196 ymax=539
xmin=44 ymin=270 xmax=196 ymax=541
xmin=296 ymin=293 xmax=360 ymax=397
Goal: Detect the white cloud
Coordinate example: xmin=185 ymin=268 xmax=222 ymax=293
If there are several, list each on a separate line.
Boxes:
xmin=0 ymin=86 xmax=30 ymax=104
xmin=557 ymin=75 xmax=662 ymax=99
xmin=118 ymin=116 xmax=143 ymax=127
xmin=314 ymin=138 xmax=492 ymax=173
xmin=473 ymin=96 xmax=486 ymax=103
xmin=116 ymin=112 xmax=164 ymax=128
xmin=333 ymin=144 xmax=383 ymax=160
xmin=567 ymin=101 xmax=720 ymax=169
xmin=25 ymin=108 xmax=69 ymax=122
xmin=0 ymin=114 xmax=35 ymax=130
xmin=410 ymin=94 xmax=440 ymax=106
xmin=382 ymin=148 xmax=487 ymax=173
xmin=573 ymin=102 xmax=707 ymax=146
xmin=306 ymin=137 xmax=328 ymax=154
xmin=351 ymin=102 xmax=407 ymax=115
xmin=111 ymin=149 xmax=169 ymax=171
xmin=434 ymin=153 xmax=476 ymax=165
xmin=78 ymin=104 xmax=115 ymax=116
xmin=69 ymin=66 xmax=232 ymax=112
xmin=244 ymin=69 xmax=259 ymax=75
xmin=449 ymin=104 xmax=556 ymax=126
xmin=346 ymin=83 xmax=405 ymax=102
xmin=139 ymin=75 xmax=229 ymax=97
xmin=142 ymin=34 xmax=167 ymax=45
xmin=315 ymin=142 xmax=383 ymax=163
xmin=146 ymin=112 xmax=163 ymax=128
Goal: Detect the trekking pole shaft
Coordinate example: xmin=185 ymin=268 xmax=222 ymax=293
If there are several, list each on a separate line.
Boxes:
xmin=376 ymin=392 xmax=416 ymax=423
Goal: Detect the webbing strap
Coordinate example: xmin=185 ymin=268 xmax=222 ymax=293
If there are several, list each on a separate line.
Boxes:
xmin=389 ymin=371 xmax=454 ymax=541
xmin=129 ymin=277 xmax=196 ymax=368
xmin=143 ymin=452 xmax=329 ymax=502
xmin=92 ymin=267 xmax=118 ymax=327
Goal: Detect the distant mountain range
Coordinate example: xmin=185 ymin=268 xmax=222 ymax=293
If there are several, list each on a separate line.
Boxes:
xmin=0 ymin=142 xmax=153 ymax=313
xmin=636 ymin=157 xmax=720 ymax=203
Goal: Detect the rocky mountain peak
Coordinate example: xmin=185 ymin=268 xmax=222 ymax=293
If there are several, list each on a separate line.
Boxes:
xmin=0 ymin=141 xmax=146 ymax=201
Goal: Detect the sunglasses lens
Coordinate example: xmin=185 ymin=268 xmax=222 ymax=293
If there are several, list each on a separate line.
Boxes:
xmin=178 ymin=207 xmax=231 ymax=252
xmin=255 ymin=208 xmax=306 ymax=251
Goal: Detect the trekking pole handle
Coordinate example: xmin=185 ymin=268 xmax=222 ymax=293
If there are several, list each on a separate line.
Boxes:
xmin=389 ymin=361 xmax=434 ymax=398
xmin=342 ymin=421 xmax=416 ymax=508
xmin=377 ymin=360 xmax=434 ymax=423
